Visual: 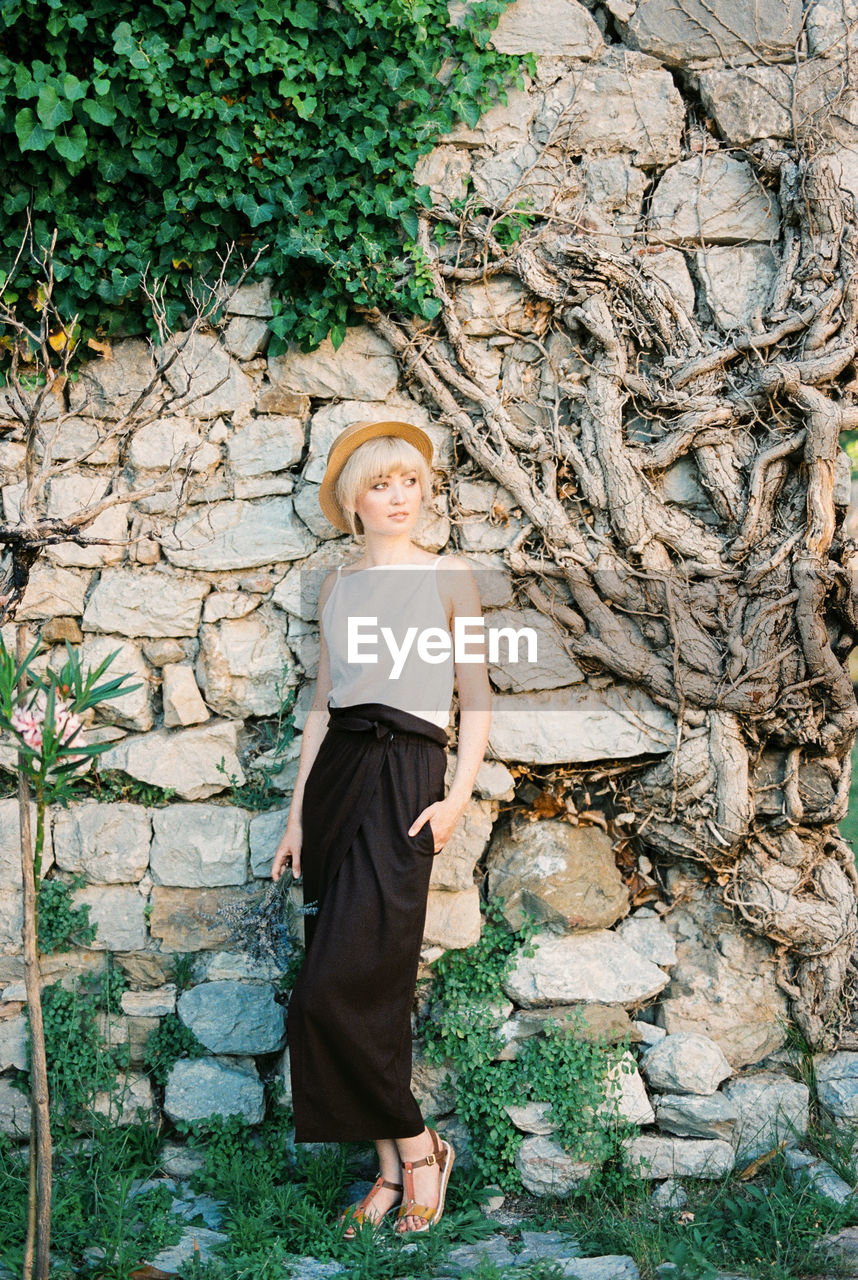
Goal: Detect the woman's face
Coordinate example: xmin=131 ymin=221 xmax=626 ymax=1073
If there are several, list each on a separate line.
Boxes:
xmin=352 ymin=466 xmax=422 ymax=536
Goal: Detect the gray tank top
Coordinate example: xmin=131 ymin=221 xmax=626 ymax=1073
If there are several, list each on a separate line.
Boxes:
xmin=321 ymin=557 xmax=455 ymax=729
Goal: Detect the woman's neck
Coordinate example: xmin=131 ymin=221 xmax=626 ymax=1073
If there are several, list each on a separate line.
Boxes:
xmin=358 ymin=533 xmax=431 ymax=568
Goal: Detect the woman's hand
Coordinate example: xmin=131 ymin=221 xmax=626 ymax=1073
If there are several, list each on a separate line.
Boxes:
xmin=408 ymin=796 xmax=466 ymax=853
xmin=272 ymin=820 xmax=302 ymax=881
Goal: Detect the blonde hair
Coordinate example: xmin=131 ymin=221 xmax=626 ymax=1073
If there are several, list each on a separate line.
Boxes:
xmin=335 ymin=435 xmax=432 ymax=537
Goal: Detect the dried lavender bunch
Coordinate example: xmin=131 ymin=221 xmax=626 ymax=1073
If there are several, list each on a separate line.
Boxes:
xmin=202 ymin=878 xmax=317 ymax=969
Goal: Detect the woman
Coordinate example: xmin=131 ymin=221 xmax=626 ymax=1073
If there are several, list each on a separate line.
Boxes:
xmin=272 ymin=419 xmax=491 ymax=1237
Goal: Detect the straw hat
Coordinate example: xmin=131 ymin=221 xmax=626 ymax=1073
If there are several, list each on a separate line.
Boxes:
xmin=318 ymin=419 xmax=434 ymax=532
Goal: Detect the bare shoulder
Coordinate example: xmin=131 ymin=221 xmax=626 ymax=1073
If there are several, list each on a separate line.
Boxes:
xmin=436 ymin=554 xmax=482 ymax=613
xmin=436 ymin=554 xmax=473 ymax=574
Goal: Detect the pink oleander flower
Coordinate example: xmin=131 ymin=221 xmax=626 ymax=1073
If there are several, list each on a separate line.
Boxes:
xmin=11 ymin=690 xmax=84 ymax=758
xmin=11 ymin=706 xmax=42 ymax=751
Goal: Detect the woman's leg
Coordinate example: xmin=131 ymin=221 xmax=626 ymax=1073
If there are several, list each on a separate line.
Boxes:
xmin=395 ymin=1128 xmax=443 ymax=1233
xmin=340 ymin=1138 xmax=402 ymax=1234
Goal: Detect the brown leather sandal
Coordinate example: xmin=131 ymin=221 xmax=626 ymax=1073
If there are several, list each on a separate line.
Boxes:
xmin=339 ymin=1173 xmax=403 ymax=1238
xmin=395 ymin=1128 xmax=455 ymax=1236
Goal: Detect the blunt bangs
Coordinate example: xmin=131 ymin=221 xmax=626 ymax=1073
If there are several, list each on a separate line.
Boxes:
xmin=335 ymin=436 xmax=432 ymax=536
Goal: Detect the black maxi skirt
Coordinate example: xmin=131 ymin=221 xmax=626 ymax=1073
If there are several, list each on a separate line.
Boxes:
xmin=287 ymin=701 xmax=448 ymax=1142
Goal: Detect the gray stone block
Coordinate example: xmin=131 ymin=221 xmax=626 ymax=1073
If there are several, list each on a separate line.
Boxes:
xmin=505 ymin=930 xmax=669 ymax=1008
xmin=178 ymin=980 xmax=285 ymax=1054
xmin=53 ymin=802 xmax=152 ymax=885
xmin=655 ymin=1092 xmax=738 ymax=1141
xmin=641 ymin=1033 xmax=733 ymax=1095
xmin=150 ymin=804 xmax=249 ymax=888
xmin=722 ymin=1072 xmax=809 ymax=1162
xmin=163 ymin=1056 xmax=265 ymax=1124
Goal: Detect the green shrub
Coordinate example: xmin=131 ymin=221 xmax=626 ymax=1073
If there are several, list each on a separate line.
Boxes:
xmin=421 ymin=899 xmax=633 ymax=1190
xmin=0 ymin=0 xmax=531 ymax=353
xmin=143 ymin=1011 xmax=206 ymax=1087
xmin=37 ymin=875 xmax=96 ymax=954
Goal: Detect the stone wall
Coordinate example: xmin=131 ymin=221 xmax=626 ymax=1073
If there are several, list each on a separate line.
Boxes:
xmin=1 ymin=0 xmax=856 ymax=1185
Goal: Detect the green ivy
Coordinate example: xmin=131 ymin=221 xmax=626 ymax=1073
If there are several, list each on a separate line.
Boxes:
xmin=421 ymin=900 xmax=633 ymax=1191
xmin=142 ymin=1010 xmax=206 ymax=1087
xmin=0 ymin=0 xmax=531 ymax=353
xmin=37 ymin=874 xmax=97 ymax=954
xmin=39 ymin=978 xmax=129 ymax=1117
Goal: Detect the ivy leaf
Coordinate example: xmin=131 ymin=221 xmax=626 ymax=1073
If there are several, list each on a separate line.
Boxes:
xmin=83 ymin=95 xmax=117 ymax=127
xmin=292 ymin=93 xmax=317 ymax=120
xmin=15 ymin=107 xmax=51 ymax=151
xmin=36 ymin=84 xmax=74 ymax=130
xmin=53 ymin=125 xmax=88 ymax=163
xmin=289 ymin=0 xmax=319 ymax=28
xmin=60 ymin=73 xmax=87 ymax=102
xmin=400 ymin=208 xmax=419 ymax=239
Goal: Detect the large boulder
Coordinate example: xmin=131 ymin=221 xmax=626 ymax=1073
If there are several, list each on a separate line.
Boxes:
xmin=648 ymin=154 xmax=780 ymax=245
xmin=98 ymin=720 xmax=246 ymax=802
xmin=504 ymin=930 xmax=670 ymax=1008
xmin=177 ymin=981 xmax=286 ymax=1054
xmin=621 ymin=0 xmax=802 ymax=66
xmin=53 ymin=802 xmax=152 ymax=884
xmin=488 ymin=683 xmax=675 ymax=764
xmin=721 ymin=1072 xmax=810 ymax=1162
xmin=813 ymin=1051 xmax=858 ymax=1126
xmin=82 ymin=568 xmax=209 ymax=637
xmin=487 ymin=818 xmax=629 ymax=932
xmin=162 ymin=498 xmax=315 ymax=571
xmin=163 ymin=1057 xmax=265 ymax=1124
xmin=656 ymin=866 xmax=790 ymax=1068
xmin=149 ymin=805 xmax=249 ymax=887
xmin=640 ymin=1032 xmax=733 ymax=1095
xmin=196 ymin=608 xmax=296 ymax=718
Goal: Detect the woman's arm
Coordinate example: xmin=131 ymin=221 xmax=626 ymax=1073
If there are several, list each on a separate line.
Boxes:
xmin=408 ymin=557 xmax=491 ymax=850
xmin=271 ymin=572 xmax=336 ymax=881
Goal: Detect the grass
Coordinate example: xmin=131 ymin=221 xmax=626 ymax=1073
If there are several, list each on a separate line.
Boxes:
xmin=2 ymin=1107 xmax=857 ymax=1280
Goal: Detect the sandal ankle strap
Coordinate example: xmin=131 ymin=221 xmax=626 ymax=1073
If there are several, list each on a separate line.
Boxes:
xmin=401 ymin=1127 xmax=443 ymax=1174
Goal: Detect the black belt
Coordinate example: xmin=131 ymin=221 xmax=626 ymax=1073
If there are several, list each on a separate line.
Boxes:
xmin=327 ymin=701 xmax=448 ymax=748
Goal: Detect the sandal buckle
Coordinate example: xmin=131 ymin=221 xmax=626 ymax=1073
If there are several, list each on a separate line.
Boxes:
xmin=425 ymin=1152 xmax=437 ymax=1165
